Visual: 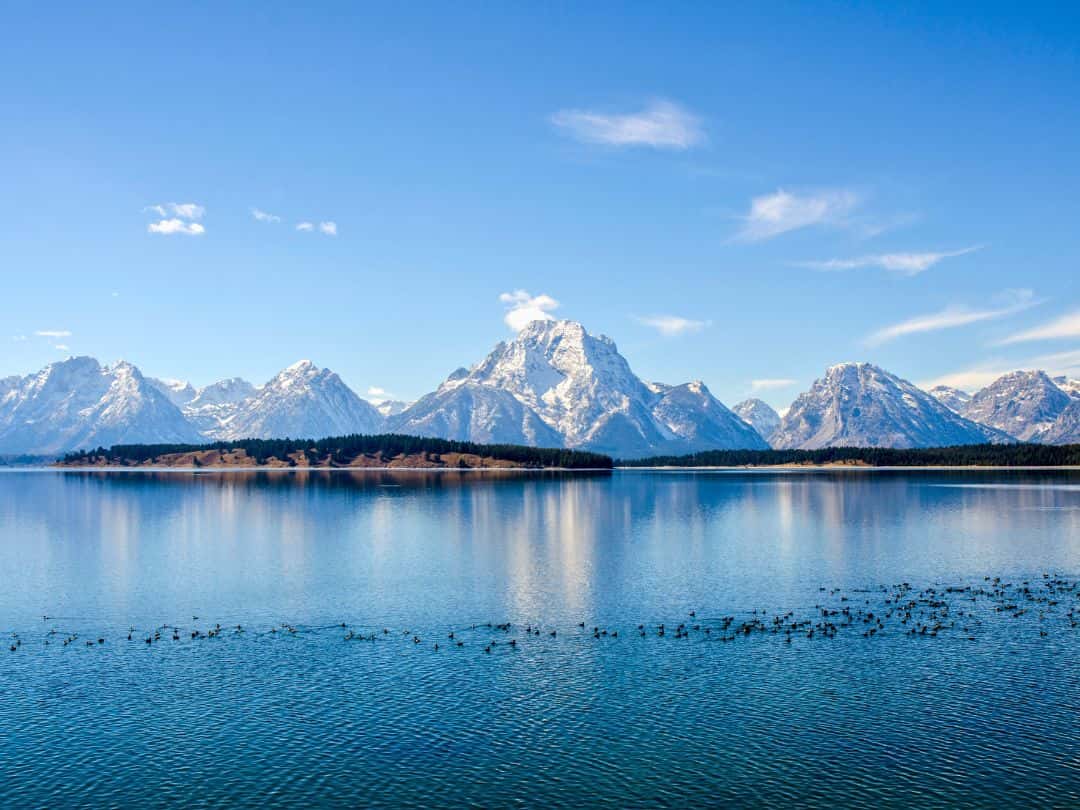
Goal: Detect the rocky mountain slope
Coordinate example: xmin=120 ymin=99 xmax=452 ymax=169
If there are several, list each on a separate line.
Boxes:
xmin=4 ymin=332 xmax=1077 ymax=457
xmin=0 ymin=357 xmax=202 ymax=454
xmin=961 ymin=370 xmax=1072 ymax=442
xmin=1042 ymin=399 xmax=1080 ymax=444
xmin=731 ymin=398 xmax=781 ymax=443
xmin=927 ymin=385 xmax=973 ymax=414
xmin=1052 ymin=376 xmax=1080 ymax=399
xmin=391 ymin=319 xmax=766 ymax=457
xmin=217 ymin=361 xmax=383 ymax=441
xmin=772 ymin=362 xmax=1010 ymax=450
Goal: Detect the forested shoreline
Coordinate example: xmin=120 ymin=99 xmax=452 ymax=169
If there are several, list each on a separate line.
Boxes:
xmin=622 ymin=444 xmax=1080 ymax=467
xmin=59 ymin=434 xmax=614 ymax=470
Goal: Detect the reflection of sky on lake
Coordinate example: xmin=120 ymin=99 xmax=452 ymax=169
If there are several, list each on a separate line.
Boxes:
xmin=1 ymin=469 xmax=1078 ymax=809
xmin=1 ymin=469 xmax=1078 ymax=628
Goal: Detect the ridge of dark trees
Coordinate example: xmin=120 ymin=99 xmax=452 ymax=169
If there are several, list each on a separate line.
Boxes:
xmin=621 ymin=443 xmax=1080 ymax=467
xmin=60 ymin=433 xmax=614 ymax=469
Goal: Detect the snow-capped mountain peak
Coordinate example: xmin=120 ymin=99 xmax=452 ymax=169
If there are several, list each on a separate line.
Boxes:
xmin=927 ymin=385 xmax=973 ymax=414
xmin=0 ymin=356 xmax=200 ymax=454
xmin=217 ymin=361 xmax=382 ymax=440
xmin=772 ymin=362 xmax=1009 ymax=449
xmin=732 ymin=398 xmax=781 ymax=444
xmin=393 ymin=319 xmax=767 ymax=457
xmin=962 ymin=370 xmax=1072 ymax=441
xmin=148 ymin=376 xmax=197 ymax=407
xmin=1052 ymin=375 xmax=1080 ymax=399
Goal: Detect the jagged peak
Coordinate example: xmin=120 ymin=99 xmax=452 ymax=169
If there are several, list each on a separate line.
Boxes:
xmin=734 ymin=397 xmax=778 ymax=412
xmin=107 ymin=359 xmax=142 ymax=377
xmin=824 ymin=360 xmax=879 ymax=376
xmin=45 ymin=355 xmax=101 ymax=372
xmin=976 ymin=369 xmax=1057 ymax=390
xmin=515 ymin=318 xmax=616 ymax=349
xmin=284 ymin=359 xmax=317 ymax=374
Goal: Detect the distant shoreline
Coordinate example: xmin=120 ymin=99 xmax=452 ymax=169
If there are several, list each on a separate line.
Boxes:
xmin=620 ymin=464 xmax=1080 ymax=471
xmin=30 ymin=463 xmax=1080 ymax=473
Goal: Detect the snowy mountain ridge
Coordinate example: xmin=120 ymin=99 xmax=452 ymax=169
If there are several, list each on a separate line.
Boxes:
xmin=390 ymin=319 xmax=767 ymax=457
xmin=3 ymin=324 xmax=1079 ymax=456
xmin=772 ymin=362 xmax=1010 ymax=450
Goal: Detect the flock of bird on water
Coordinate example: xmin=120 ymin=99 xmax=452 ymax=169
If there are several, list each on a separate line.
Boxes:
xmin=8 ymin=575 xmax=1079 ymax=657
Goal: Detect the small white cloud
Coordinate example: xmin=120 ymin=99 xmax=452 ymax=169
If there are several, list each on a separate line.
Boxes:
xmin=366 ymin=385 xmax=393 ymax=404
xmin=864 ymin=289 xmax=1038 ymax=347
xmin=794 ymin=245 xmax=983 ymax=277
xmin=55 ymin=344 xmax=69 ymax=351
xmin=751 ymin=378 xmax=797 ymax=391
xmin=636 ymin=315 xmax=711 ymax=337
xmin=148 ymin=218 xmax=205 ymax=236
xmin=735 ymin=188 xmax=861 ymax=242
xmin=169 ymin=202 xmax=204 ymax=220
xmin=499 ymin=290 xmax=560 ymax=331
xmin=996 ymin=309 xmax=1080 ymax=345
xmin=550 ymin=99 xmax=704 ymax=150
xmin=295 ymin=220 xmax=337 ymax=235
xmin=11 ymin=335 xmax=28 ymax=342
xmin=252 ymin=208 xmax=281 ymax=223
xmin=35 ymin=330 xmax=72 ymax=338
xmin=145 ymin=202 xmax=204 ymax=220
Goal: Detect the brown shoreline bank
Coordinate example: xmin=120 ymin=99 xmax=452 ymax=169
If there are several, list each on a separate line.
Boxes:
xmin=55 ymin=448 xmax=541 ymax=470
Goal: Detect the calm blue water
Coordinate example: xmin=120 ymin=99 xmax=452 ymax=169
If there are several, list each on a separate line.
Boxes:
xmin=1 ymin=469 xmax=1078 ymax=808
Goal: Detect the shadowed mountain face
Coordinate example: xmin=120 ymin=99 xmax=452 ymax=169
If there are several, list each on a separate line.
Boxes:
xmin=772 ymin=363 xmax=1011 ymax=450
xmin=391 ymin=319 xmax=767 ymax=457
xmin=1042 ymin=399 xmax=1080 ymax=445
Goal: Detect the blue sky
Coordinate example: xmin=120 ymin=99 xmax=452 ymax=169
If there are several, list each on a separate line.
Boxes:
xmin=2 ymin=2 xmax=1079 ymax=408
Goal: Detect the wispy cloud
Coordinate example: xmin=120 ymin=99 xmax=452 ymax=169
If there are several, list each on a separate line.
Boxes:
xmin=366 ymin=386 xmax=394 ymax=404
xmin=996 ymin=309 xmax=1080 ymax=345
xmin=148 ymin=218 xmax=205 ymax=236
xmin=252 ymin=208 xmax=281 ymax=223
xmin=864 ymin=290 xmax=1038 ymax=347
xmin=499 ymin=290 xmax=560 ymax=331
xmin=751 ymin=378 xmax=797 ymax=391
xmin=551 ymin=99 xmax=704 ymax=150
xmin=794 ymin=245 xmax=983 ymax=277
xmin=734 ymin=188 xmax=860 ymax=242
xmin=636 ymin=315 xmax=711 ymax=336
xmin=921 ymin=348 xmax=1080 ymax=392
xmin=35 ymin=330 xmax=71 ymax=338
xmin=11 ymin=335 xmax=27 ymax=342
xmin=295 ymin=220 xmax=337 ymax=235
xmin=145 ymin=202 xmax=204 ymax=219
xmin=54 ymin=344 xmax=69 ymax=351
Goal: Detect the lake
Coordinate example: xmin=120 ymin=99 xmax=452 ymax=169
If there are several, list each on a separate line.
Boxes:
xmin=1 ymin=468 xmax=1078 ymax=808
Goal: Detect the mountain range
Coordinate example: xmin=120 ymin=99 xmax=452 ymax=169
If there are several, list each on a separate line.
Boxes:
xmin=2 ymin=319 xmax=1079 ymax=457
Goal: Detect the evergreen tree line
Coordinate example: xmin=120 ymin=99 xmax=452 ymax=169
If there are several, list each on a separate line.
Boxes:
xmin=61 ymin=433 xmax=614 ymax=469
xmin=620 ymin=443 xmax=1080 ymax=467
